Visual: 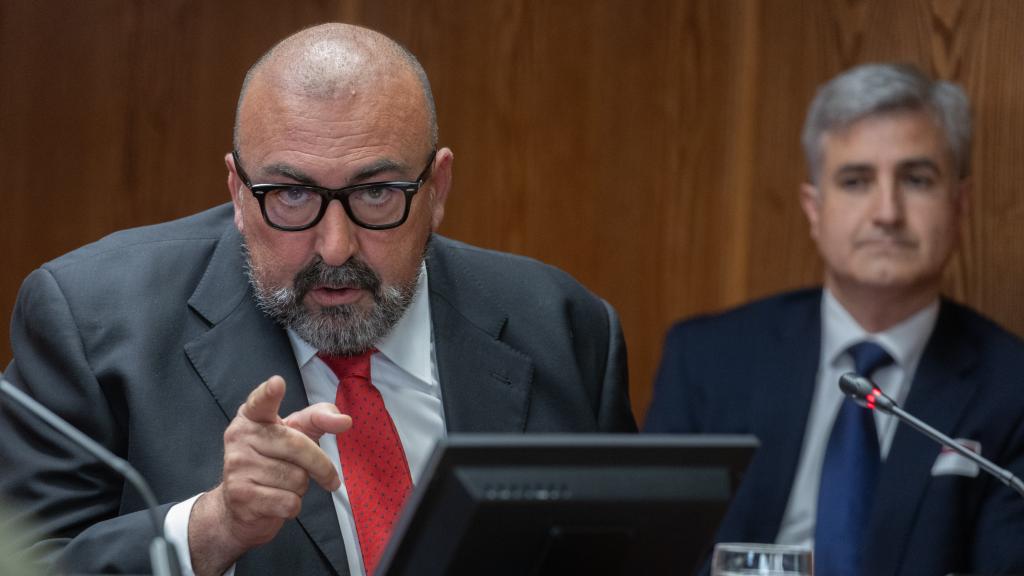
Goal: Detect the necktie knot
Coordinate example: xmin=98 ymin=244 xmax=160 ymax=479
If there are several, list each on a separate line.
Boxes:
xmin=847 ymin=341 xmax=894 ymax=378
xmin=319 ymin=349 xmax=375 ymax=381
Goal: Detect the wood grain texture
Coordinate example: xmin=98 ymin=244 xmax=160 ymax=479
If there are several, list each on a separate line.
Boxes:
xmin=3 ymin=1 xmax=1023 ymax=424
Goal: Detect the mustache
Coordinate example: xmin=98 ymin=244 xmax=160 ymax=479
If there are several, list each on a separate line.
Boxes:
xmin=292 ymin=257 xmax=382 ymax=301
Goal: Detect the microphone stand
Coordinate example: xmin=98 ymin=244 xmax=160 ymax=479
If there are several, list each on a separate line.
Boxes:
xmin=839 ymin=372 xmax=1024 ymax=499
xmin=1 ymin=378 xmax=182 ymax=576
xmin=886 ymin=402 xmax=1024 ymax=498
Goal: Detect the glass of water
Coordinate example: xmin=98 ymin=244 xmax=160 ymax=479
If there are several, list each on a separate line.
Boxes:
xmin=711 ymin=542 xmax=812 ymax=575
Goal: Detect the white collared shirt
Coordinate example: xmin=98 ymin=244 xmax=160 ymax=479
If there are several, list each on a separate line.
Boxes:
xmin=166 ymin=265 xmax=445 ymax=576
xmin=774 ymin=289 xmax=939 ymax=548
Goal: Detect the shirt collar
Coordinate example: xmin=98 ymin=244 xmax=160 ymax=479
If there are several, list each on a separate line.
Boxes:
xmin=286 ymin=262 xmax=434 ymax=386
xmin=821 ymin=288 xmax=940 ymax=370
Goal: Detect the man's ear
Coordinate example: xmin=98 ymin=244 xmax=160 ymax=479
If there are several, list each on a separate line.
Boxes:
xmin=225 ymin=152 xmax=245 ymax=233
xmin=800 ymin=182 xmax=822 ymax=242
xmin=427 ymin=147 xmax=454 ymax=231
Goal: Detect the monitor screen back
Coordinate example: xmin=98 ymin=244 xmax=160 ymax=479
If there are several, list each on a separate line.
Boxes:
xmin=378 ymin=434 xmax=758 ymax=576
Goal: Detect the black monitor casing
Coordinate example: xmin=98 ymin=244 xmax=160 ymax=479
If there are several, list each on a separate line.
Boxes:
xmin=378 ymin=434 xmax=757 ymax=576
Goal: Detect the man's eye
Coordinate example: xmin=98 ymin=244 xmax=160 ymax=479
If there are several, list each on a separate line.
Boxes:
xmin=356 ymin=186 xmax=400 ymax=206
xmin=837 ymin=176 xmax=870 ymax=191
xmin=902 ymin=173 xmax=936 ymax=189
xmin=276 ymin=187 xmax=316 ymax=207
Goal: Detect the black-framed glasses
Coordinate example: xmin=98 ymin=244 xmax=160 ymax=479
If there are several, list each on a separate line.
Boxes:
xmin=232 ymin=149 xmax=437 ymax=231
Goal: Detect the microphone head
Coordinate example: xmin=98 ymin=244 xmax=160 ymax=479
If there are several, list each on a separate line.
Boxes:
xmin=838 ymin=372 xmax=897 ymax=413
xmin=839 ymin=372 xmax=874 ymax=400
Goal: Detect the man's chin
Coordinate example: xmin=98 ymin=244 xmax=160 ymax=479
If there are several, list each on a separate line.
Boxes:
xmin=839 ymin=265 xmax=941 ymax=293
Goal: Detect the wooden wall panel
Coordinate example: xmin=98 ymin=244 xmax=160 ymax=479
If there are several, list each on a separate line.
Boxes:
xmin=371 ymin=0 xmax=758 ymax=420
xmin=3 ymin=1 xmax=1024 ymax=424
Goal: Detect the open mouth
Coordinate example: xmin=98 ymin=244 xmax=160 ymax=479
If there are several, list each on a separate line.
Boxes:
xmin=289 ymin=256 xmax=382 ymax=307
xmin=319 ymin=284 xmax=354 ymax=292
xmin=310 ymin=285 xmax=365 ymax=305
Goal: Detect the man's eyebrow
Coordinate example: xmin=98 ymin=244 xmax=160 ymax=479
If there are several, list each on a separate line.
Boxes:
xmin=258 ymin=159 xmax=406 ymax=187
xmin=897 ymin=157 xmax=942 ymax=174
xmin=350 ymin=158 xmax=405 ymax=183
xmin=261 ymin=163 xmax=319 ymax=185
xmin=833 ymin=163 xmax=875 ymax=176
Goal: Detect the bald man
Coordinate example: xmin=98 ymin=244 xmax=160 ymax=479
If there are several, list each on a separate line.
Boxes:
xmin=0 ymin=24 xmax=635 ymax=576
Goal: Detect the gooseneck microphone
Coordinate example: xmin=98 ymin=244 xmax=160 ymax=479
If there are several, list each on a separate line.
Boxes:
xmin=0 ymin=377 xmax=182 ymax=576
xmin=838 ymin=372 xmax=1024 ymax=499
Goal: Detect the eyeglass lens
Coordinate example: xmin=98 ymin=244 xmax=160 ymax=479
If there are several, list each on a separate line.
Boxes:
xmin=264 ymin=185 xmax=409 ymax=229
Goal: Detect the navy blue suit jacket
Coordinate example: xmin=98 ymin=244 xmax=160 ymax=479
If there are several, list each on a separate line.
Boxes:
xmin=645 ymin=288 xmax=1024 ymax=576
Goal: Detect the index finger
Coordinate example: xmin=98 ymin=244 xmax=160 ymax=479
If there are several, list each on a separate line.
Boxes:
xmin=282 ymin=403 xmax=353 ymax=440
xmin=239 ymin=376 xmax=286 ymax=424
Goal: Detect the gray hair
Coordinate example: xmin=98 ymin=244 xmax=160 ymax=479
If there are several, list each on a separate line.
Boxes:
xmin=801 ymin=63 xmax=971 ymax=182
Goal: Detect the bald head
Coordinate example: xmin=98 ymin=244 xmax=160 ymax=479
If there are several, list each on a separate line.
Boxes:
xmin=233 ymin=23 xmax=437 ymax=152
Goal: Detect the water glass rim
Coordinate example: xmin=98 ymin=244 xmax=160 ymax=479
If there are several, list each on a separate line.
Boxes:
xmin=714 ymin=542 xmax=812 ymax=554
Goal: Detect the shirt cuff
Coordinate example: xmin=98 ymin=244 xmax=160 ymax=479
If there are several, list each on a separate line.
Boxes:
xmin=164 ymin=493 xmax=237 ymax=576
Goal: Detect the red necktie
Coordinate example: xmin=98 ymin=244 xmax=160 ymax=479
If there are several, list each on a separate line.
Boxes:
xmin=320 ymin=351 xmax=412 ymax=576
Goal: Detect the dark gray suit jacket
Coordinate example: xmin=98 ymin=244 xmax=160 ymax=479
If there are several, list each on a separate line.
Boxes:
xmin=0 ymin=203 xmax=636 ymax=575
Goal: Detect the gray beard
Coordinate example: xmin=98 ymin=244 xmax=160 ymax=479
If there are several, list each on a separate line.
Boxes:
xmin=244 ymin=244 xmax=419 ymax=356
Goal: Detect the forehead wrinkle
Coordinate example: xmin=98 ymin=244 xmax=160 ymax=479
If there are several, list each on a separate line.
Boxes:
xmin=351 ymin=158 xmax=404 ymax=182
xmin=238 ymin=64 xmax=432 ymax=189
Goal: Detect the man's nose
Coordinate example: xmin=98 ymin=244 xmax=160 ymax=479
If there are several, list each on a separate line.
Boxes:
xmin=315 ymin=200 xmax=359 ymax=266
xmin=873 ymin=178 xmax=905 ymax=227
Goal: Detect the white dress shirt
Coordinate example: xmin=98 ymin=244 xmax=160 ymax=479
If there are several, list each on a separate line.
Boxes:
xmin=774 ymin=289 xmax=939 ymax=548
xmin=165 ymin=265 xmax=446 ymax=576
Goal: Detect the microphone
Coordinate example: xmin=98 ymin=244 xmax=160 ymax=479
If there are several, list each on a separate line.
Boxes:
xmin=838 ymin=372 xmax=1024 ymax=499
xmin=0 ymin=377 xmax=182 ymax=576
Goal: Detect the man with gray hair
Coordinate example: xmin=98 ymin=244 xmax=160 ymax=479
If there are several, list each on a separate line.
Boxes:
xmin=646 ymin=62 xmax=1024 ymax=575
xmin=0 ymin=23 xmax=635 ymax=576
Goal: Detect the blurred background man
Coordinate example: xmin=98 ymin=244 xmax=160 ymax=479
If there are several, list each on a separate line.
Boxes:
xmin=646 ymin=63 xmax=1024 ymax=575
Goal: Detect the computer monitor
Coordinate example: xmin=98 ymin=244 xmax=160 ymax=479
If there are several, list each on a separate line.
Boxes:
xmin=378 ymin=434 xmax=757 ymax=576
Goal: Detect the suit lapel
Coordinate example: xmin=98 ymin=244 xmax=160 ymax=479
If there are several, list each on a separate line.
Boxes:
xmin=866 ymin=301 xmax=977 ymax=576
xmin=425 ymin=237 xmax=533 ymax=433
xmin=183 ymin=225 xmax=350 ymax=576
xmin=745 ymin=293 xmax=822 ymax=541
xmin=716 ymin=292 xmax=822 ymax=543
